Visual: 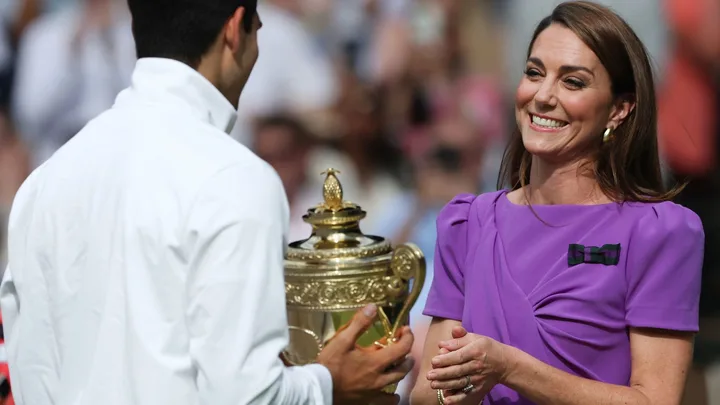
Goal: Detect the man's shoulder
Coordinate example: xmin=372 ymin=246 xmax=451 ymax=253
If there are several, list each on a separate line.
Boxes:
xmin=187 ymin=151 xmax=288 ymax=226
xmin=56 ymin=104 xmax=283 ymax=197
xmin=91 ymin=105 xmax=264 ymax=172
xmin=204 ymin=150 xmax=284 ymax=197
xmin=193 ymin=130 xmax=278 ymax=181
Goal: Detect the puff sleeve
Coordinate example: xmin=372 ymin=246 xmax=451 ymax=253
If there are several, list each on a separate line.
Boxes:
xmin=422 ymin=194 xmax=476 ymax=321
xmin=625 ymin=202 xmax=704 ymax=332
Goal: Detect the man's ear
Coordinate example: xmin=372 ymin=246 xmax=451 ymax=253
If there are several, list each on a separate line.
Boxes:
xmin=607 ymin=93 xmax=635 ymax=129
xmin=223 ymin=7 xmax=247 ymax=52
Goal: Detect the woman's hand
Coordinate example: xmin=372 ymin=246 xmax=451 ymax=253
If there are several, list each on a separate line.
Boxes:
xmin=427 ymin=326 xmax=514 ymax=404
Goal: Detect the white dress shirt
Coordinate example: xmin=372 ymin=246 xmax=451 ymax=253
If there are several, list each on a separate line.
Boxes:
xmin=0 ymin=58 xmax=332 ymax=405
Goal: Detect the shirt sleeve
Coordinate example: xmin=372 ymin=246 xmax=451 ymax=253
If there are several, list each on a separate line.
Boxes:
xmin=422 ymin=194 xmax=476 ymax=321
xmin=185 ymin=162 xmax=331 ymax=405
xmin=625 ymin=202 xmax=704 ymax=332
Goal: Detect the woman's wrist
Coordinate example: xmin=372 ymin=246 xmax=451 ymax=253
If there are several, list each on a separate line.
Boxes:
xmin=498 ymin=343 xmax=523 ymax=385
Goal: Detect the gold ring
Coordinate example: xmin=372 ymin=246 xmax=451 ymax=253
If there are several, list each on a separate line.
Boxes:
xmin=437 ymin=389 xmax=446 ymax=405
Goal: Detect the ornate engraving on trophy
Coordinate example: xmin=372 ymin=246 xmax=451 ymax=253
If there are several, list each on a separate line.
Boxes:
xmin=286 ymin=277 xmax=393 ymax=308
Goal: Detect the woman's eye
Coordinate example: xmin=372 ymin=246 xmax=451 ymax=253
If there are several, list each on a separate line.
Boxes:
xmin=524 ymin=68 xmax=541 ymax=78
xmin=564 ymin=78 xmax=586 ymax=89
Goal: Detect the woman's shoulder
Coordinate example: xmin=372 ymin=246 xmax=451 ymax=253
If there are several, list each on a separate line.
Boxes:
xmin=433 ymin=191 xmax=505 ymax=267
xmin=628 ymin=200 xmax=704 ymax=245
xmin=437 ymin=190 xmax=506 ymax=227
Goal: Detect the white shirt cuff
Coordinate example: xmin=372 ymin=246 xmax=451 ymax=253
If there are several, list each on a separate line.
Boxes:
xmin=303 ymin=364 xmax=333 ymax=405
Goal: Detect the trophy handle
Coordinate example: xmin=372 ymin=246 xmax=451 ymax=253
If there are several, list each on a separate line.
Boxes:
xmin=389 ymin=243 xmax=426 ymax=338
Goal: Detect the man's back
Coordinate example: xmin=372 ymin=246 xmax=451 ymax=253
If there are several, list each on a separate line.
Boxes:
xmin=0 ymin=58 xmax=294 ymax=405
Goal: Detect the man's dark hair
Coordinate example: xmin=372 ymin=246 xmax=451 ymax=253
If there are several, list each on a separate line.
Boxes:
xmin=127 ymin=0 xmax=257 ymax=68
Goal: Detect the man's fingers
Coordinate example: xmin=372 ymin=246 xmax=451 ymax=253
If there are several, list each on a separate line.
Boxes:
xmin=377 ymin=326 xmax=414 ymax=368
xmin=336 ymin=304 xmax=378 ymax=348
xmin=377 ymin=356 xmax=415 ymax=388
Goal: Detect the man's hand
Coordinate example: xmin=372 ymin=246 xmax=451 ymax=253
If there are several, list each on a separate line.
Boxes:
xmin=317 ymin=304 xmax=415 ymax=405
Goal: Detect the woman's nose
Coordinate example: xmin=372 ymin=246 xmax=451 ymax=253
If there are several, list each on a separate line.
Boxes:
xmin=534 ymin=80 xmax=558 ymax=108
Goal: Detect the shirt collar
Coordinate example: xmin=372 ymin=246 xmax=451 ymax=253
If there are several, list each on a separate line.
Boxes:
xmin=125 ymin=58 xmax=238 ymax=134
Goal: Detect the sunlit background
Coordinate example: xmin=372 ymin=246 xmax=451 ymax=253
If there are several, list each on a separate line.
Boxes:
xmin=0 ymin=0 xmax=717 ymax=404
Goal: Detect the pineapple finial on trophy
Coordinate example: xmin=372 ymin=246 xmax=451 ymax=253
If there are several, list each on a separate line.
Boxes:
xmin=316 ymin=168 xmax=356 ymax=213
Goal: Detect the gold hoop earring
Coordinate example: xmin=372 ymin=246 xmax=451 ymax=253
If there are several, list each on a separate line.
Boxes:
xmin=603 ymin=127 xmax=613 ymax=143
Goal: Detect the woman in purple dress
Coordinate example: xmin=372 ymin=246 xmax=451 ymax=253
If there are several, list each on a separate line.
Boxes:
xmin=409 ymin=2 xmax=704 ymax=405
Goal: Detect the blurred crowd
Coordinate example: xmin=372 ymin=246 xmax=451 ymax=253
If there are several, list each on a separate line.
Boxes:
xmin=0 ymin=0 xmax=718 ymax=404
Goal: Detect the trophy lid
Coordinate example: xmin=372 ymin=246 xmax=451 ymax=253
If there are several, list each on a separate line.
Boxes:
xmin=285 ymin=168 xmax=392 ymax=264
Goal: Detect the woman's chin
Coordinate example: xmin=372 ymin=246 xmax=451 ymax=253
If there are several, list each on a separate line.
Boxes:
xmin=521 ymin=137 xmax=564 ymax=159
xmin=524 ymin=142 xmax=578 ymax=165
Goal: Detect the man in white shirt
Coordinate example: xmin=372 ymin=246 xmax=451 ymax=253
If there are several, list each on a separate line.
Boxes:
xmin=0 ymin=1 xmax=414 ymax=404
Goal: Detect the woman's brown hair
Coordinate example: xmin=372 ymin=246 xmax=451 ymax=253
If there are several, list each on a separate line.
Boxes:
xmin=497 ymin=1 xmax=681 ymax=202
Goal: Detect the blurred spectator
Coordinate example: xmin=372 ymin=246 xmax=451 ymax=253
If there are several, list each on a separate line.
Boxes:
xmin=11 ymin=0 xmax=134 ymax=167
xmin=658 ymin=0 xmax=720 ymax=404
xmin=252 ymin=112 xmax=370 ymax=241
xmin=0 ymin=108 xmax=30 ymax=274
xmin=329 ymin=68 xmax=406 ymax=232
xmin=0 ymin=111 xmax=28 ymax=209
xmin=377 ymin=140 xmax=483 ymax=253
xmin=252 ymin=114 xmax=319 ymax=242
xmin=0 ymin=26 xmax=11 ymax=106
xmin=233 ymin=0 xmax=338 ymax=146
xmin=330 ymin=0 xmax=411 ymax=84
xmin=3 ymin=0 xmax=43 ymax=43
xmin=0 ymin=2 xmax=12 ymax=85
xmin=0 ymin=0 xmax=43 ymax=106
xmin=398 ymin=0 xmax=506 ymax=193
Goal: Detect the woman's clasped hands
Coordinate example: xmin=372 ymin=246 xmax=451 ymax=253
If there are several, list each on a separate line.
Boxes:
xmin=427 ymin=326 xmax=514 ymax=404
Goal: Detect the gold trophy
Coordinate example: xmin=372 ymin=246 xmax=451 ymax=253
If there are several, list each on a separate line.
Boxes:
xmin=282 ymin=169 xmax=426 ymax=393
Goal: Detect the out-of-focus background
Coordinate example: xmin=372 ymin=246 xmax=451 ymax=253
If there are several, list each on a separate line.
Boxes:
xmin=0 ymin=0 xmax=718 ymax=404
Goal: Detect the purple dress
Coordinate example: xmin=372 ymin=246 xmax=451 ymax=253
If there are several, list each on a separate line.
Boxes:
xmin=423 ymin=190 xmax=704 ymax=405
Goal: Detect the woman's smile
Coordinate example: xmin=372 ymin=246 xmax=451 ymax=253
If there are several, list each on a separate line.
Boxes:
xmin=528 ymin=113 xmax=569 ymax=133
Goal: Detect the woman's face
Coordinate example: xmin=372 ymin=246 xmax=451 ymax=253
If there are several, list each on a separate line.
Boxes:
xmin=514 ymin=23 xmax=628 ymax=163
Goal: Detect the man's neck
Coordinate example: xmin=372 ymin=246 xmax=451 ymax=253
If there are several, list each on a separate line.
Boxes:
xmin=196 ymin=54 xmax=241 ymax=110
